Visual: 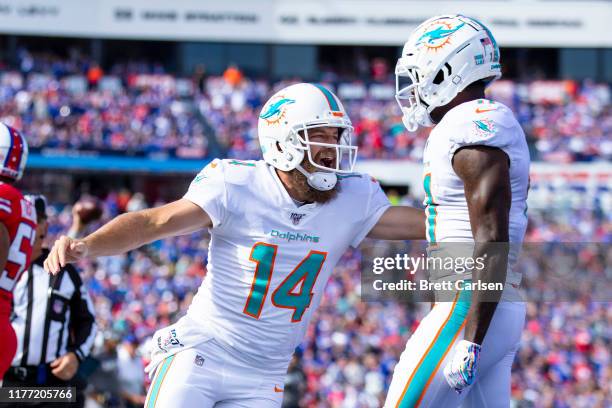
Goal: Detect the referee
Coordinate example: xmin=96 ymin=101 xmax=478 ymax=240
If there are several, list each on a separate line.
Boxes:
xmin=3 ymin=195 xmax=97 ymax=407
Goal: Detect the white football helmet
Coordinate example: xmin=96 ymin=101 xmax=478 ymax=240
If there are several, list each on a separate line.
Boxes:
xmin=258 ymin=83 xmax=357 ymax=191
xmin=396 ymin=14 xmax=502 ymax=131
xmin=0 ymin=123 xmax=28 ymax=181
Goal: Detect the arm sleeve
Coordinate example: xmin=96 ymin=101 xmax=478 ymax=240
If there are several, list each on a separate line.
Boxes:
xmin=183 ymin=159 xmax=228 ymax=228
xmin=350 ymin=180 xmax=391 ymax=248
xmin=0 ymin=186 xmax=16 ymax=224
xmin=67 ymin=266 xmax=97 ymax=362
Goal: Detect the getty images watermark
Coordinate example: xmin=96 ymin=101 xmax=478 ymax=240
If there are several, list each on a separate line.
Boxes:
xmin=371 ymin=253 xmax=504 ymax=292
xmin=360 ymin=242 xmax=611 ymax=303
xmin=362 ymin=242 xmax=521 ymax=303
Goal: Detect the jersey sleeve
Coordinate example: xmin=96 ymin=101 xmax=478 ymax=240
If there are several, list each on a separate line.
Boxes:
xmin=350 ymin=178 xmax=391 ymax=248
xmin=183 ymin=159 xmax=228 ymax=228
xmin=447 ymin=104 xmax=519 ymax=161
xmin=0 ymin=185 xmax=18 ymax=225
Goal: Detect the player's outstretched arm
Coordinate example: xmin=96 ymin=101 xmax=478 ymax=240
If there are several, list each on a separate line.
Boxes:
xmin=367 ymin=206 xmax=426 ymax=241
xmin=453 ymin=145 xmax=511 ymax=345
xmin=44 ymin=199 xmax=211 ymax=274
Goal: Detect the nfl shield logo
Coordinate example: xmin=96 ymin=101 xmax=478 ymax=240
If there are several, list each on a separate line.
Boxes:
xmin=290 ymin=213 xmax=305 ymax=225
xmin=194 ymin=354 xmax=205 ymax=367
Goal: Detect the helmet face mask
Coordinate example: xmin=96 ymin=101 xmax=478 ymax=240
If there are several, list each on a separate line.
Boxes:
xmin=292 ymin=122 xmax=357 ymax=174
xmin=395 ymin=14 xmax=502 ymax=132
xmin=395 ymin=65 xmax=434 ymax=131
xmin=258 ymin=83 xmax=358 ymax=187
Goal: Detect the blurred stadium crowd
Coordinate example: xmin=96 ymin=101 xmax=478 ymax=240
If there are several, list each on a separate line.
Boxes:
xmin=43 ymin=188 xmax=610 ymax=408
xmin=0 ymin=49 xmax=609 ymax=162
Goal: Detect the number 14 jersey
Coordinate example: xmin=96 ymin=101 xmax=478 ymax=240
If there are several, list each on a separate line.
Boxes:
xmin=183 ymin=159 xmax=390 ymax=370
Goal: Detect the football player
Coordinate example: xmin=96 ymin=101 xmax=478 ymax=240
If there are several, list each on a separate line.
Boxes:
xmin=0 ymin=123 xmax=36 ymax=384
xmin=384 ymin=15 xmax=530 ymax=407
xmin=45 ymin=83 xmax=426 ymax=407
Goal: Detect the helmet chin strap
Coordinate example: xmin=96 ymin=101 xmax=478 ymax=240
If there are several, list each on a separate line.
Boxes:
xmin=401 ymin=107 xmax=419 ymax=132
xmin=296 ymin=164 xmax=337 ymax=191
xmin=402 ymin=104 xmax=434 ymax=131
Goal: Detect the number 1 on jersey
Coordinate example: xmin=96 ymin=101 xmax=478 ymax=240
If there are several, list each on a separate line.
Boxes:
xmin=243 ymin=243 xmax=277 ymax=319
xmin=243 ymin=242 xmax=326 ymax=322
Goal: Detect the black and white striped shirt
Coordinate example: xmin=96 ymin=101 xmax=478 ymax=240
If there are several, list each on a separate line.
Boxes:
xmin=10 ymin=248 xmax=97 ymax=366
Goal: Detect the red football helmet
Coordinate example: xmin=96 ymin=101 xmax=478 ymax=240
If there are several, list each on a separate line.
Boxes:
xmin=0 ymin=123 xmax=28 ymax=181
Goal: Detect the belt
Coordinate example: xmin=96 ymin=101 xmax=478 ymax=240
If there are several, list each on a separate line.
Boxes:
xmin=7 ymin=364 xmax=86 ymax=393
xmin=7 ymin=365 xmax=39 ymax=381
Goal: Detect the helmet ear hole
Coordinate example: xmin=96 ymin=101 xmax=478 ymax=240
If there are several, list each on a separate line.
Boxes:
xmin=274 ymin=142 xmax=295 ymax=162
xmin=432 ymin=64 xmax=453 ymax=86
xmin=433 ymin=69 xmax=445 ymax=85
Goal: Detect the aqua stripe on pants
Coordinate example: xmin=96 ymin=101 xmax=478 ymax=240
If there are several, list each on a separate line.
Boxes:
xmin=147 ymin=354 xmax=176 ymax=408
xmin=398 ymin=284 xmax=472 ymax=408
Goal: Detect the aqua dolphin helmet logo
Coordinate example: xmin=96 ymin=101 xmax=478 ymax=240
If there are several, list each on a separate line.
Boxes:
xmin=416 ymin=20 xmax=465 ymax=51
xmin=260 ymin=96 xmax=296 ymax=125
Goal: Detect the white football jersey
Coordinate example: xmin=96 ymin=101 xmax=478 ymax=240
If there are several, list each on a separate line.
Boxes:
xmin=182 ymin=159 xmax=390 ymax=370
xmin=422 ymin=99 xmax=530 ymax=284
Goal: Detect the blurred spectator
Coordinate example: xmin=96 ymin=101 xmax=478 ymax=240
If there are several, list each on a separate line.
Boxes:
xmin=86 ymin=334 xmax=122 ymax=407
xmin=193 ymin=64 xmax=207 ymax=94
xmin=87 ymin=64 xmax=104 ymax=89
xmin=223 ymin=64 xmax=243 ymax=88
xmin=126 ymin=193 xmax=147 ymax=213
xmin=117 ymin=336 xmax=147 ymax=408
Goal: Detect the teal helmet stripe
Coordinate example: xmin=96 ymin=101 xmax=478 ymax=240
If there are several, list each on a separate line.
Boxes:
xmin=312 ymin=83 xmax=340 ymax=111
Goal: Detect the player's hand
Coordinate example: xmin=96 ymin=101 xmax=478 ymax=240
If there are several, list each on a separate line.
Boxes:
xmin=50 ymin=352 xmax=79 ymax=381
xmin=443 ymin=340 xmax=481 ymax=393
xmin=44 ymin=235 xmax=89 ymax=274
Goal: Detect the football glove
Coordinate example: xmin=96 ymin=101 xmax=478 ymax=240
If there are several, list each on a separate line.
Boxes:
xmin=443 ymin=340 xmax=482 ymax=393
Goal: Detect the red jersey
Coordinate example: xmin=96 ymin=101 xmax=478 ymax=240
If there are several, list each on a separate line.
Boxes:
xmin=0 ymin=182 xmax=37 ymax=316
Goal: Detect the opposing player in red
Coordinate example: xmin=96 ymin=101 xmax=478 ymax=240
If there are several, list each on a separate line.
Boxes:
xmin=0 ymin=123 xmax=36 ymax=385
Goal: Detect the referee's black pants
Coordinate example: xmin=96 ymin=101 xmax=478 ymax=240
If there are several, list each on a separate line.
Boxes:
xmin=1 ymin=364 xmax=85 ymax=408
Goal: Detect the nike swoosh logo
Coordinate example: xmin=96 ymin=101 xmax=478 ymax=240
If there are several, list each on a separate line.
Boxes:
xmin=475 ymin=107 xmax=497 ymax=113
xmin=274 ymin=386 xmax=284 ymax=393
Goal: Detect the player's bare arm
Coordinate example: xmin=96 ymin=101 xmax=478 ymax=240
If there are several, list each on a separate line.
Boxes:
xmin=452 ymin=145 xmax=511 ymax=345
xmin=44 ymin=199 xmax=211 ymax=274
xmin=367 ymin=206 xmax=426 ymax=240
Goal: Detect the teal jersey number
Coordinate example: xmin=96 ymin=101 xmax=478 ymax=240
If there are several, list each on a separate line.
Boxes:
xmin=272 ymin=251 xmax=326 ymax=322
xmin=243 ymin=243 xmax=326 ymax=322
xmin=423 ymin=173 xmax=437 ymax=243
xmin=243 ymin=242 xmax=277 ymax=319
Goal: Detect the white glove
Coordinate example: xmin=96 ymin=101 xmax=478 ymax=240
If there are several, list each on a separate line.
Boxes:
xmin=443 ymin=340 xmax=482 ymax=393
